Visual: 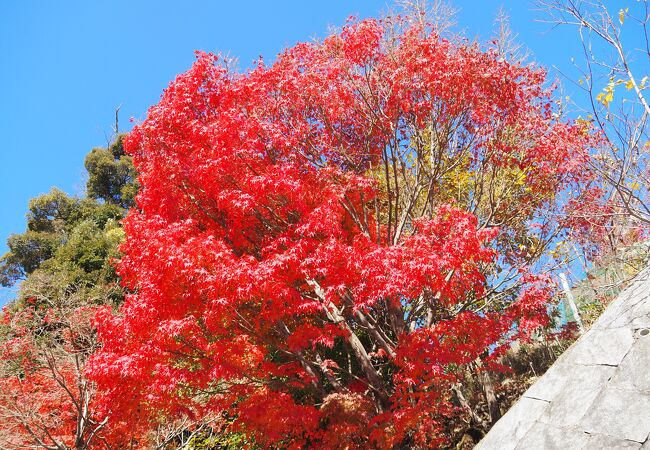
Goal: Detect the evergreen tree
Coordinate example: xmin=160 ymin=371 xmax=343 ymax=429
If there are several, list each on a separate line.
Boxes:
xmin=0 ymin=136 xmax=135 ymax=305
xmin=85 ymin=135 xmax=138 ymax=209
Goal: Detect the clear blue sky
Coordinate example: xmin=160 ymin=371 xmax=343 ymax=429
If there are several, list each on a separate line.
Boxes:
xmin=0 ymin=1 xmax=584 ymax=303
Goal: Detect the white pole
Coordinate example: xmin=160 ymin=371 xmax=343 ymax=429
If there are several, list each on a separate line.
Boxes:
xmin=559 ymin=272 xmax=584 ymax=334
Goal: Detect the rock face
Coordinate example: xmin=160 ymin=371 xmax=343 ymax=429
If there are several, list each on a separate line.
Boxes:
xmin=476 ymin=269 xmax=650 ymax=449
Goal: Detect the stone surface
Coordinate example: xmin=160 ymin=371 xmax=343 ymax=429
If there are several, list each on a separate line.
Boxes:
xmin=524 ymin=361 xmax=614 ymax=404
xmin=563 ymin=327 xmax=634 ymax=366
xmin=579 ymin=387 xmax=650 ymax=443
xmin=609 ymin=334 xmax=650 ymax=393
xmin=476 ymin=268 xmax=650 ymax=449
xmin=586 ymin=433 xmax=642 ymax=449
xmin=537 ymin=365 xmax=615 ymax=428
xmin=514 ymin=423 xmax=589 ymax=450
xmin=474 ymin=397 xmax=549 ymax=450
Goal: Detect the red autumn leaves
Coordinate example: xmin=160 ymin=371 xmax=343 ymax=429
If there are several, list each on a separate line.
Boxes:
xmin=5 ymin=16 xmax=599 ymax=449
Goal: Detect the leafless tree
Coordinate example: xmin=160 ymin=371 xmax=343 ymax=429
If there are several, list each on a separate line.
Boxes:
xmin=539 ymin=0 xmax=650 ymax=229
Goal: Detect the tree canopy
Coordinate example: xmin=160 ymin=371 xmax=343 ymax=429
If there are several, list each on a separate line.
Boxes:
xmin=86 ymin=16 xmax=595 ymax=448
xmin=0 ymin=137 xmax=135 ymax=449
xmin=0 ymin=135 xmax=133 ymax=291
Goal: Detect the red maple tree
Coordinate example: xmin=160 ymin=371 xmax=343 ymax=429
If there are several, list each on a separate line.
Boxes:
xmin=88 ymin=17 xmax=595 ymax=448
xmin=0 ymin=304 xmax=141 ymax=449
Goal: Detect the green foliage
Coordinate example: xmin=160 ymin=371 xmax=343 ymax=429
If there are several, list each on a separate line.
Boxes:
xmin=0 ymin=230 xmax=61 ymax=286
xmin=26 ymin=188 xmax=78 ymax=233
xmin=183 ymin=430 xmax=255 ymax=450
xmin=0 ymin=137 xmax=135 ymax=306
xmin=85 ymin=135 xmax=138 ymax=208
xmin=0 ymin=194 xmax=126 ymax=288
xmin=43 ymin=219 xmax=124 ymax=287
xmin=72 ymin=199 xmax=124 ymax=229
